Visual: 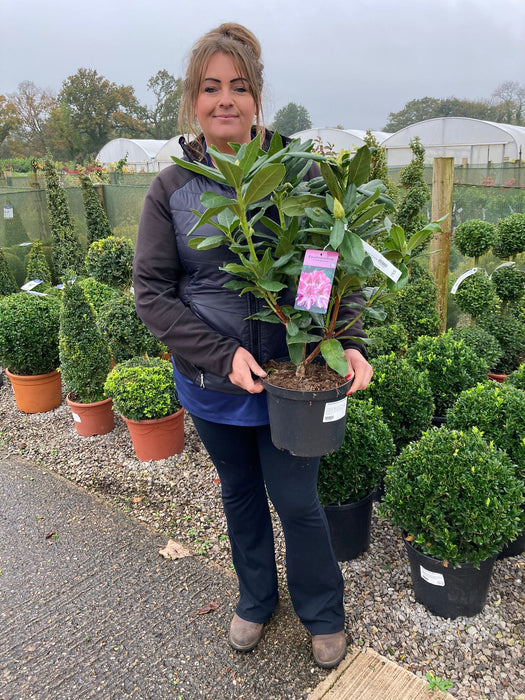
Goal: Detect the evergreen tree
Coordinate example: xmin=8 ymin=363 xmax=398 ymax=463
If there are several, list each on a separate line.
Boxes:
xmin=394 ymin=137 xmax=430 ymax=239
xmin=0 ymin=247 xmax=18 ymax=295
xmin=272 ymin=103 xmax=312 ymax=136
xmin=79 ymin=173 xmax=112 ymax=245
xmin=25 ymin=240 xmax=52 ymax=285
xmin=43 ymin=154 xmax=84 ymax=280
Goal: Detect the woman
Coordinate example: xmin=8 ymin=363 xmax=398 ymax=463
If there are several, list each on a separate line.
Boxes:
xmin=133 ymin=22 xmax=373 ymax=669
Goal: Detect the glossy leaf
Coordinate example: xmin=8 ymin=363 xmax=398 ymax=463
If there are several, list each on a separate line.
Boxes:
xmin=320 ymin=339 xmax=348 ymax=377
xmin=244 ymin=163 xmax=286 ymax=204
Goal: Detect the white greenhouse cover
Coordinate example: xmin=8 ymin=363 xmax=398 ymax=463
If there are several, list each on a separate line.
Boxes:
xmin=96 ymin=138 xmax=168 ymax=172
xmin=382 ymin=118 xmax=525 ymax=166
xmin=154 ymin=136 xmax=189 ymax=170
xmin=290 ymin=127 xmax=391 ymax=152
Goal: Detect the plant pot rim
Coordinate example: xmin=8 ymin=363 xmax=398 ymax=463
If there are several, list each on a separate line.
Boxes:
xmin=121 ymin=406 xmax=184 ymax=425
xmin=5 ymin=367 xmax=60 ymax=379
xmin=66 ymin=393 xmax=113 ymax=409
xmin=262 ymin=376 xmax=352 ymax=401
xmin=403 ymin=534 xmax=497 ymax=570
xmin=323 ymin=489 xmax=377 ymax=511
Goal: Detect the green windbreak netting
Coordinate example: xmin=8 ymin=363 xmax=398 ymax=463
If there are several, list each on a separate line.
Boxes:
xmin=1 ymin=170 xmax=524 ymax=252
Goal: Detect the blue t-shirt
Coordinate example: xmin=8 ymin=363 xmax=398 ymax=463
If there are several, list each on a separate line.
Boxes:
xmin=172 ymin=362 xmax=269 ymax=426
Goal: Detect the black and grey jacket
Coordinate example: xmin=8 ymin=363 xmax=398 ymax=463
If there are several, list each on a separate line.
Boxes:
xmin=133 ymin=132 xmax=367 ymax=395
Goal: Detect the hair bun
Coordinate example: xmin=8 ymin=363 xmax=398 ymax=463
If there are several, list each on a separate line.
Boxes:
xmin=215 ymin=22 xmax=261 ymax=60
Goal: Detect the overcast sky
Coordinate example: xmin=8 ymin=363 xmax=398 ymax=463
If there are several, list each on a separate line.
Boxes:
xmin=2 ymin=0 xmax=525 ymax=131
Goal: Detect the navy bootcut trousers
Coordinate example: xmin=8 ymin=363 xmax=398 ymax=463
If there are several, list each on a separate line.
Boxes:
xmin=191 ymin=415 xmax=345 ymax=635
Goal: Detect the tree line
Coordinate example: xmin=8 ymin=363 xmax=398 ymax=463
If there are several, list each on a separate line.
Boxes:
xmin=1 ymin=65 xmax=522 ymax=163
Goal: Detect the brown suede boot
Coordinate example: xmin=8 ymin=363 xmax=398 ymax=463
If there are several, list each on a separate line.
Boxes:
xmin=311 ymin=630 xmax=347 ymax=668
xmin=229 ymin=613 xmax=264 ymax=652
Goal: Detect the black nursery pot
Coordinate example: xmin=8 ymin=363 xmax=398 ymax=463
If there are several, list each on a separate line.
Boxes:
xmin=404 ymin=538 xmax=496 ymax=619
xmin=262 ymin=378 xmax=352 ymax=457
xmin=324 ymin=491 xmax=375 ymax=562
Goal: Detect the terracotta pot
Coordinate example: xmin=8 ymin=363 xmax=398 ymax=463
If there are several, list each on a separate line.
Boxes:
xmin=5 ymin=368 xmax=62 ymax=413
xmin=487 ymin=373 xmax=508 ymax=384
xmin=66 ymin=394 xmax=114 ymax=437
xmin=122 ymin=408 xmax=185 ymax=461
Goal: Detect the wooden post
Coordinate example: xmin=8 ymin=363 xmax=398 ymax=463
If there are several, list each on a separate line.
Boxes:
xmin=429 ymin=157 xmax=454 ymax=333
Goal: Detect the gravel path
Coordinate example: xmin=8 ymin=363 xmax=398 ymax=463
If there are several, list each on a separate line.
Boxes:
xmin=1 ymin=377 xmax=524 ymax=700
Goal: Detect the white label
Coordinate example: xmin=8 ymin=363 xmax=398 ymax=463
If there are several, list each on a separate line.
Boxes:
xmin=21 ymin=279 xmax=43 ymax=291
xmin=420 ymin=565 xmax=445 ymax=587
xmin=323 ymin=397 xmax=347 ymax=423
xmin=71 ymin=412 xmax=81 ymax=423
xmin=451 ymin=267 xmax=479 ymax=294
xmin=3 ymin=205 xmax=13 ymax=219
xmin=490 ymin=261 xmax=515 ymax=279
xmin=362 ymin=240 xmax=402 ymax=282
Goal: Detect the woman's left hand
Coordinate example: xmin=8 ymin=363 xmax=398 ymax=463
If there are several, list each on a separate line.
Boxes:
xmin=344 ymin=348 xmax=373 ymax=394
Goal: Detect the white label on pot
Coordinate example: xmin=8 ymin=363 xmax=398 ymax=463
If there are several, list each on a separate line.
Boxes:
xmin=323 ymin=397 xmax=347 ymax=423
xmin=362 ymin=240 xmax=402 ymax=282
xmin=21 ymin=279 xmax=43 ymax=291
xmin=71 ymin=412 xmax=81 ymax=423
xmin=420 ymin=565 xmax=445 ymax=587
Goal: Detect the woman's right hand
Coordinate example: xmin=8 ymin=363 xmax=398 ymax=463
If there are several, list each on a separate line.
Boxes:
xmin=228 ymin=347 xmax=266 ymax=393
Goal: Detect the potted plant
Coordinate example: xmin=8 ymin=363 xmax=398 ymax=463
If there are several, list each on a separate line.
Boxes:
xmin=104 ymin=356 xmax=184 ymax=461
xmin=97 ymin=293 xmax=166 ymax=365
xmin=381 ymin=427 xmax=524 ymax=618
xmin=59 ymin=280 xmax=114 ymax=436
xmin=85 ymin=235 xmax=134 ymax=291
xmin=358 ymin=352 xmax=434 ymax=449
xmin=449 ymin=326 xmax=502 ymax=380
xmin=446 ymin=381 xmax=525 ymax=558
xmin=0 ymin=292 xmax=62 ymax=413
xmin=173 ymin=134 xmax=437 ymax=456
xmin=318 ymin=398 xmax=395 ymax=561
xmin=404 ymin=330 xmax=488 ymax=420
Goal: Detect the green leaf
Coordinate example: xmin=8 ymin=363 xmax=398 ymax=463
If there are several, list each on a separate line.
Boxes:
xmin=387 ymin=263 xmax=409 ymax=291
xmin=217 ymin=208 xmax=240 ymax=232
xmin=208 ymin=149 xmax=244 ymax=188
xmin=320 ymin=161 xmax=343 ymax=203
xmin=406 ymin=224 xmax=439 ymax=253
xmin=288 ymin=342 xmax=304 ymax=366
xmin=339 ymin=229 xmax=365 ymax=265
xmin=267 ymin=130 xmax=284 ymax=157
xmin=257 ymin=279 xmax=287 ymax=292
xmin=239 ymin=133 xmax=263 ymax=171
xmin=243 ymin=163 xmax=286 ymax=204
xmin=330 ymin=219 xmax=346 ymax=249
xmin=350 ymin=203 xmax=384 ymax=229
xmin=320 ymin=339 xmax=348 ymax=377
xmin=193 ymin=235 xmax=227 ymax=250
xmin=201 ymin=192 xmax=238 ymax=210
xmin=281 ymin=195 xmax=325 ymax=216
xmin=171 ymin=156 xmax=228 ymax=185
xmin=346 ymin=145 xmax=371 ymax=187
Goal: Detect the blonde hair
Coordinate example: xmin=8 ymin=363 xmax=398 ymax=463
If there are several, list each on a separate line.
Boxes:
xmin=178 ymin=23 xmax=265 ymax=151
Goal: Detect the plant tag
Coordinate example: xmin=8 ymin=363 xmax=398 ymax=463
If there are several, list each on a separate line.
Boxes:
xmin=21 ymin=279 xmax=43 ymax=291
xmin=3 ymin=205 xmax=13 ymax=219
xmin=294 ymin=250 xmax=338 ymax=313
xmin=323 ymin=397 xmax=347 ymax=423
xmin=71 ymin=412 xmax=81 ymax=423
xmin=419 ymin=565 xmax=445 ymax=587
xmin=362 ymin=240 xmax=402 ymax=282
xmin=451 ymin=267 xmax=479 ymax=294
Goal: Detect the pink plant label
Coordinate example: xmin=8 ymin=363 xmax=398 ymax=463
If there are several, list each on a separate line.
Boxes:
xmin=294 ymin=250 xmax=338 ymax=314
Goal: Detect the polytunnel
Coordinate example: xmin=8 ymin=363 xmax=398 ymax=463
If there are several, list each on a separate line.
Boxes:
xmin=154 ymin=136 xmax=188 ymax=170
xmin=290 ymin=127 xmax=391 ymax=152
xmin=96 ymin=138 xmax=168 ymax=172
xmin=382 ymin=118 xmax=525 ymax=167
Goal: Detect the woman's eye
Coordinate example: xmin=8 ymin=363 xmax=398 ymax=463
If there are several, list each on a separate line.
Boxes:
xmin=204 ymin=86 xmax=217 ymax=93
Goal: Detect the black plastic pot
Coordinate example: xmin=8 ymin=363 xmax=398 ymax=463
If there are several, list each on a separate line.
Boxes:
xmin=404 ymin=538 xmax=496 ymax=619
xmin=262 ymin=377 xmax=352 ymax=457
xmin=324 ymin=491 xmax=375 ymax=561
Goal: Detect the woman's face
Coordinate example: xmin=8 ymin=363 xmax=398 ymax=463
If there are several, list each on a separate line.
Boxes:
xmin=194 ymin=52 xmax=256 ymax=154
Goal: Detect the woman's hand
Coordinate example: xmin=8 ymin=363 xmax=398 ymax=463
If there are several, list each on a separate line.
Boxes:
xmin=228 ymin=347 xmax=266 ymax=394
xmin=344 ymin=348 xmax=373 ymax=394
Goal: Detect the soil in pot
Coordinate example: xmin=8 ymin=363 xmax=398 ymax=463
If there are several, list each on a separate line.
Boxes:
xmin=263 ymin=360 xmax=346 ymax=391
xmin=404 ymin=538 xmax=496 ymax=619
